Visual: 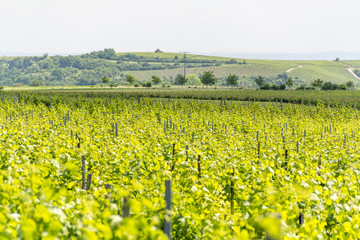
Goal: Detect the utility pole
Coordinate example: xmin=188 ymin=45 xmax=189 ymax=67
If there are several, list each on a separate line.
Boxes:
xmin=180 ymin=52 xmax=190 ymax=79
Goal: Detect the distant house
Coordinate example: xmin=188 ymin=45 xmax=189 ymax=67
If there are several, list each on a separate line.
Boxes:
xmin=155 ymin=49 xmax=164 ymax=53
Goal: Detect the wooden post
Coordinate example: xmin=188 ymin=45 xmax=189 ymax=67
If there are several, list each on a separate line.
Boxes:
xmin=82 ymin=156 xmax=86 ymax=190
xmin=299 ymin=213 xmax=304 ymax=226
xmin=257 ymin=142 xmax=260 ymax=157
xmin=164 ymin=180 xmax=172 ymax=240
xmin=197 ymin=155 xmax=201 ymax=179
xmin=86 ymin=173 xmax=92 ymax=191
xmin=296 ymin=142 xmax=299 ymax=154
xmin=122 ymin=197 xmax=130 ymax=218
xmin=231 ymin=168 xmax=235 ymax=215
xmin=185 ymin=146 xmax=189 ymax=162
xmin=105 ymin=184 xmax=112 ymax=208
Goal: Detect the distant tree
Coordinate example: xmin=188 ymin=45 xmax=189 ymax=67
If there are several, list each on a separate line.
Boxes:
xmin=175 ymin=74 xmax=187 ymax=85
xmin=51 ymin=69 xmax=64 ymax=80
xmin=255 ymin=76 xmax=264 ymax=87
xmin=174 ymin=55 xmax=179 ymax=60
xmin=225 ymin=74 xmax=238 ymax=86
xmin=125 ymin=74 xmax=136 ymax=84
xmin=277 ymin=72 xmax=288 ymax=81
xmin=30 ymin=80 xmax=42 ymax=86
xmin=101 ymin=75 xmax=110 ymax=84
xmin=151 ymin=75 xmax=161 ymax=85
xmin=186 ymin=74 xmax=202 ymax=86
xmin=279 ymin=84 xmax=286 ymax=90
xmin=335 ymin=57 xmax=340 ymax=62
xmin=346 ymin=80 xmax=354 ymax=89
xmin=285 ymin=78 xmax=294 ymax=88
xmin=321 ymin=82 xmax=334 ymax=90
xmin=200 ymin=71 xmax=217 ymax=86
xmin=312 ymin=79 xmax=323 ymax=88
xmin=260 ymin=83 xmax=270 ymax=90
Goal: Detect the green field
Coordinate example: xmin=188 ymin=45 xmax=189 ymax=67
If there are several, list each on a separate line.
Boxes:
xmin=120 ymin=54 xmax=360 ymax=85
xmin=1 ymin=90 xmax=360 ymax=238
xmin=126 ymin=61 xmax=298 ymax=82
xmin=7 ymin=86 xmax=360 ymax=108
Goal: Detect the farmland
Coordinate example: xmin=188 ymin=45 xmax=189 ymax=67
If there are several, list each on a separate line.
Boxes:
xmin=1 ymin=91 xmax=360 ymax=239
xmin=1 ymin=50 xmax=360 ymax=87
xmin=9 ymin=86 xmax=360 ymax=108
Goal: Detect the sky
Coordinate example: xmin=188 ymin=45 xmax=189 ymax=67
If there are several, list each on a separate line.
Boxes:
xmin=0 ymin=0 xmax=359 ymax=56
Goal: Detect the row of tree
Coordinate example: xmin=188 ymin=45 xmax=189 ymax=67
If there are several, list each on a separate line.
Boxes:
xmin=118 ymin=72 xmax=240 ymax=87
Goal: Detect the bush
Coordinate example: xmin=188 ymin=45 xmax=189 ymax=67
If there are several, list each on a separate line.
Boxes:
xmin=270 ymin=84 xmax=278 ymax=90
xmin=260 ymin=83 xmax=270 ymax=90
xmin=134 ymin=83 xmax=139 ymax=87
xmin=297 ymin=85 xmax=306 ymax=90
xmin=279 ymin=84 xmax=286 ymax=90
xmin=145 ymin=82 xmax=152 ymax=87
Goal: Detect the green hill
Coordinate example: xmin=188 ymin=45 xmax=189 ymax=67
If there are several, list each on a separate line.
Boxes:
xmin=0 ymin=49 xmax=359 ymax=87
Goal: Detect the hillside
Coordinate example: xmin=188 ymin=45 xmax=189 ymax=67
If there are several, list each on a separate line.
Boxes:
xmin=0 ymin=49 xmax=359 ymax=87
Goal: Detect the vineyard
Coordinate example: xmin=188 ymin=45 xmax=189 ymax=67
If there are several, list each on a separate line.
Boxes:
xmin=126 ymin=61 xmax=298 ymax=81
xmin=123 ymin=58 xmax=360 ymax=85
xmin=1 ymin=91 xmax=360 ymax=239
xmin=287 ymin=61 xmax=356 ymax=84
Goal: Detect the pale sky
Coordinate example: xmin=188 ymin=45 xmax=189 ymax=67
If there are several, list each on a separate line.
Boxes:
xmin=0 ymin=0 xmax=359 ymax=55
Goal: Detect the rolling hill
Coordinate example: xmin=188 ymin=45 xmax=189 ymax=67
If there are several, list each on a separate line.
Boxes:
xmin=0 ymin=50 xmax=359 ymax=87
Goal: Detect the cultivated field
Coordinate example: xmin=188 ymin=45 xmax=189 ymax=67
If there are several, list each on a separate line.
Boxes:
xmin=0 ymin=91 xmax=360 ymax=239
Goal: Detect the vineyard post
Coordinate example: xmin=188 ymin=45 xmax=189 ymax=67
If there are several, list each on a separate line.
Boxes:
xmin=82 ymin=156 xmax=86 ymax=190
xmin=164 ymin=180 xmax=172 ymax=240
xmin=197 ymin=155 xmax=201 ymax=179
xmin=122 ymin=197 xmax=130 ymax=218
xmin=171 ymin=143 xmax=176 ymax=171
xmin=105 ymin=184 xmax=112 ymax=208
xmin=186 ymin=146 xmax=189 ymax=162
xmin=231 ymin=168 xmax=235 ymax=215
xmin=86 ymin=173 xmax=92 ymax=191
xmin=296 ymin=142 xmax=299 ymax=154
xmin=299 ymin=213 xmax=304 ymax=226
xmin=115 ymin=123 xmax=118 ymax=138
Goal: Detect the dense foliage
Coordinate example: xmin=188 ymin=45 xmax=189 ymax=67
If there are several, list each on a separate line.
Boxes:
xmin=0 ymin=91 xmax=360 ymax=238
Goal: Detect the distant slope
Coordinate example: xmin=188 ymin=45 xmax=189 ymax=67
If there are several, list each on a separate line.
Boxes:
xmin=0 ymin=49 xmax=359 ymax=87
xmin=126 ymin=57 xmax=359 ymax=85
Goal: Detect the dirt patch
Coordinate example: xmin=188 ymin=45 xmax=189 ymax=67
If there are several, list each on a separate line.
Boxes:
xmin=286 ymin=65 xmax=303 ymax=73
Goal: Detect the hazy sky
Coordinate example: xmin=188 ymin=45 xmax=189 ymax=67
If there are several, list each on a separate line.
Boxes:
xmin=0 ymin=0 xmax=359 ymax=55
